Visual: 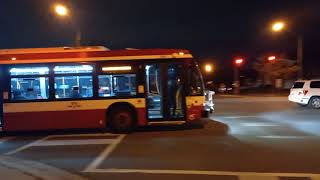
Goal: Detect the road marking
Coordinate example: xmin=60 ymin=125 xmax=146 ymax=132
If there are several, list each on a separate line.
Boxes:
xmin=34 ymin=139 xmax=117 ymax=146
xmin=86 ymin=168 xmax=320 ymax=179
xmin=4 ymin=133 xmax=120 ymax=155
xmin=223 ymin=116 xmax=258 ymax=119
xmin=239 ymin=175 xmax=278 ymax=180
xmin=241 ymin=123 xmax=278 ymax=127
xmin=5 ymin=136 xmax=50 ymax=155
xmin=48 ymin=133 xmax=116 ymax=138
xmin=0 ymin=136 xmax=15 ymax=144
xmin=257 ymin=135 xmax=309 ymax=139
xmin=83 ymin=134 xmax=126 ymax=172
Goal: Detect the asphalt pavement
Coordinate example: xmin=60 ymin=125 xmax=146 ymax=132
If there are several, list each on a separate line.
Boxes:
xmin=0 ymin=96 xmax=320 ymax=180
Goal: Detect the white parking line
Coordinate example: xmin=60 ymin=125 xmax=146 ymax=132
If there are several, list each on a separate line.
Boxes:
xmin=34 ymin=139 xmax=117 ymax=146
xmin=238 ymin=175 xmax=278 ymax=180
xmin=223 ymin=116 xmax=258 ymax=119
xmin=4 ymin=133 xmax=121 ymax=155
xmin=83 ymin=134 xmax=126 ymax=172
xmin=0 ymin=136 xmax=15 ymax=144
xmin=257 ymin=135 xmax=310 ymax=139
xmin=5 ymin=136 xmax=50 ymax=155
xmin=48 ymin=133 xmax=116 ymax=138
xmin=86 ymin=168 xmax=320 ymax=179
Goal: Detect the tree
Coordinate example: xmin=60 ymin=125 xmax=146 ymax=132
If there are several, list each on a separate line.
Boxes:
xmin=253 ymin=56 xmax=299 ymax=87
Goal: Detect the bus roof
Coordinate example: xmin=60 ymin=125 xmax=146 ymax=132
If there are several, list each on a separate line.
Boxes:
xmin=0 ymin=46 xmax=192 ymax=64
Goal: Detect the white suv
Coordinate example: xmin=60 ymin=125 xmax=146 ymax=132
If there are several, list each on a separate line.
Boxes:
xmin=288 ymin=80 xmax=320 ymax=109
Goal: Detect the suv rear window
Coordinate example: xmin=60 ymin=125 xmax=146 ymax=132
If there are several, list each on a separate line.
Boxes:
xmin=292 ymin=82 xmax=305 ymax=89
xmin=310 ymin=81 xmax=320 ymax=88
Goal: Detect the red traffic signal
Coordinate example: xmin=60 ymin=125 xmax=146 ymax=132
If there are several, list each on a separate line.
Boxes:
xmin=234 ymin=58 xmax=244 ymax=65
xmin=268 ymin=56 xmax=276 ymax=61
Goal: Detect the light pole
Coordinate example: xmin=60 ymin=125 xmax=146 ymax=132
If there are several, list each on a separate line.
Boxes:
xmin=233 ymin=58 xmax=244 ymax=94
xmin=271 ymin=21 xmax=303 ymax=79
xmin=54 ymin=4 xmax=81 ymax=47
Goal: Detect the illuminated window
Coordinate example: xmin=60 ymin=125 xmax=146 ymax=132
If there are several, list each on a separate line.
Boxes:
xmin=54 ymin=64 xmax=93 ymax=99
xmin=10 ymin=67 xmax=49 ymax=76
xmin=54 ymin=65 xmax=93 ymax=74
xmin=54 ymin=76 xmax=93 ymax=99
xmin=98 ymin=74 xmax=136 ymax=97
xmin=11 ymin=77 xmax=49 ymax=100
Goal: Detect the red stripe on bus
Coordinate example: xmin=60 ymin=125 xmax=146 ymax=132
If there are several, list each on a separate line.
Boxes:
xmin=3 ymin=108 xmax=147 ymax=132
xmin=186 ymin=105 xmax=204 ymax=121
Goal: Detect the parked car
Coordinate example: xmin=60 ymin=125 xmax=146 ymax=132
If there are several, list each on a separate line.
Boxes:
xmin=288 ymin=79 xmax=320 ymax=109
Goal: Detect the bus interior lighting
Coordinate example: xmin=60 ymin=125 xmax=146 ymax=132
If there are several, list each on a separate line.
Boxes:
xmin=54 ymin=65 xmax=93 ymax=72
xmin=102 ymin=66 xmax=132 ymax=71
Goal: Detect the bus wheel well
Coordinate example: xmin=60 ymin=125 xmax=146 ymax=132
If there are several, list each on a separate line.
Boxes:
xmin=106 ymin=102 xmax=137 ymax=128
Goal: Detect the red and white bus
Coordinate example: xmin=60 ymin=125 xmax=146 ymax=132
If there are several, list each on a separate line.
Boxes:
xmin=0 ymin=46 xmax=206 ymax=132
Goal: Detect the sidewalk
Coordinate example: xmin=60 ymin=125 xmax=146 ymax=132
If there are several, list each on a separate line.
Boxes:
xmin=0 ymin=155 xmax=88 ymax=180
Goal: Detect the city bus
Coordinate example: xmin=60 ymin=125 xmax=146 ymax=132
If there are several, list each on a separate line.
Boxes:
xmin=0 ymin=46 xmax=206 ymax=133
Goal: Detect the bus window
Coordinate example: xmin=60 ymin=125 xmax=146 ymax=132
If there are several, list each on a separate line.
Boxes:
xmin=11 ymin=77 xmax=49 ymax=100
xmin=54 ymin=76 xmax=93 ymax=99
xmin=98 ymin=74 xmax=136 ymax=97
xmin=113 ymin=75 xmax=136 ymax=96
xmin=54 ymin=65 xmax=93 ymax=99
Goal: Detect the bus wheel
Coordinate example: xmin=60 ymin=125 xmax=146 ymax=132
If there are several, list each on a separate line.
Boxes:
xmin=109 ymin=108 xmax=135 ymax=133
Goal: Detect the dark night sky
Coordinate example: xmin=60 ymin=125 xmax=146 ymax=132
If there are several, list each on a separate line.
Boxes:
xmin=1 ymin=0 xmax=320 ymax=82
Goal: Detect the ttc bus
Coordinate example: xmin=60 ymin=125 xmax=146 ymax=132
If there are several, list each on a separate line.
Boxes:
xmin=0 ymin=46 xmax=206 ymax=132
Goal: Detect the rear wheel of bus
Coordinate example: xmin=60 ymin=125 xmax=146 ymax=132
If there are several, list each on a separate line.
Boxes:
xmin=108 ymin=107 xmax=136 ymax=133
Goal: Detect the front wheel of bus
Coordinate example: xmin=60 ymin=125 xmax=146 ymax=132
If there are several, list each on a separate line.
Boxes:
xmin=109 ymin=109 xmax=135 ymax=133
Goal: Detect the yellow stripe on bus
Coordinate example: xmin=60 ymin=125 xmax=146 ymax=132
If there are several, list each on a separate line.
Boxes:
xmin=186 ymin=96 xmax=205 ymax=107
xmin=3 ymin=98 xmax=146 ymax=113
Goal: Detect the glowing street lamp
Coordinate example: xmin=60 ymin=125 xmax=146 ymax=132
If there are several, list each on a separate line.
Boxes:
xmin=270 ymin=20 xmax=303 ymax=78
xmin=53 ymin=3 xmax=81 ymax=47
xmin=54 ymin=4 xmax=69 ymax=17
xmin=272 ymin=21 xmax=285 ymax=32
xmin=205 ymin=64 xmax=213 ymax=73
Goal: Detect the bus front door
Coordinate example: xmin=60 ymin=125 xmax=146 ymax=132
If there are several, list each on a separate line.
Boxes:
xmin=145 ymin=63 xmax=185 ymax=120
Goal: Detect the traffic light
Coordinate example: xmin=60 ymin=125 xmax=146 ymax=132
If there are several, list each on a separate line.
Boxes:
xmin=234 ymin=58 xmax=244 ymax=66
xmin=268 ymin=56 xmax=276 ymax=61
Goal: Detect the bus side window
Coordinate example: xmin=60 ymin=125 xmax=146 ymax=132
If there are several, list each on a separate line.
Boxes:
xmin=10 ymin=77 xmax=49 ymax=101
xmin=98 ymin=74 xmax=136 ymax=97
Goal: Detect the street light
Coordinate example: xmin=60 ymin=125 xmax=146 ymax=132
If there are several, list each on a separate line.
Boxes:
xmin=272 ymin=21 xmax=285 ymax=32
xmin=233 ymin=58 xmax=244 ymax=94
xmin=205 ymin=64 xmax=213 ymax=73
xmin=54 ymin=4 xmax=68 ymax=17
xmin=53 ymin=3 xmax=81 ymax=47
xmin=270 ymin=20 xmax=303 ymax=79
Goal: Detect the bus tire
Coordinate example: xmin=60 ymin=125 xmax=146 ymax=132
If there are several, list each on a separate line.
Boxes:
xmin=108 ymin=107 xmax=136 ymax=133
